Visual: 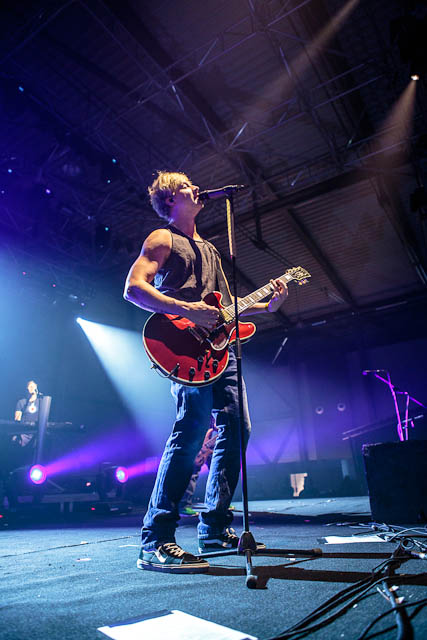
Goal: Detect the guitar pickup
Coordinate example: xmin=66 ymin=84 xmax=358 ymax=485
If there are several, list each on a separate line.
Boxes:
xmin=187 ymin=327 xmax=204 ymax=344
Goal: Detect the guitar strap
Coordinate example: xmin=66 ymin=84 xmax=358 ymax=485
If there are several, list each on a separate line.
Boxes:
xmin=214 ymin=252 xmax=233 ymax=306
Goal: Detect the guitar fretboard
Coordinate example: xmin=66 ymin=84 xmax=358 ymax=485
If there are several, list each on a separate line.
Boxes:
xmin=222 ymin=271 xmax=294 ymax=322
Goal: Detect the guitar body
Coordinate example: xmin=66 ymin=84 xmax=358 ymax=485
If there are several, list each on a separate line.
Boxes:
xmin=143 ymin=291 xmax=256 ymax=386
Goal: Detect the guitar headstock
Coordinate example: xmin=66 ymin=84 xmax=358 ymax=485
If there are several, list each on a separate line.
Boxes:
xmin=285 ymin=266 xmax=311 ymax=285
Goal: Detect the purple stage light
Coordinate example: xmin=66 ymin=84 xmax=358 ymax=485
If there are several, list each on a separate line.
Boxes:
xmin=29 ymin=465 xmax=47 ymax=485
xmin=127 ymin=457 xmax=160 ymax=479
xmin=44 ymin=423 xmax=144 ymax=478
xmin=115 ymin=466 xmax=128 ymax=483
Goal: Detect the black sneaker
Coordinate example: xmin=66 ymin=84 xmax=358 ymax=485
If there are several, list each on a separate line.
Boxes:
xmin=198 ymin=527 xmax=266 ymax=553
xmin=137 ymin=542 xmax=209 ymax=573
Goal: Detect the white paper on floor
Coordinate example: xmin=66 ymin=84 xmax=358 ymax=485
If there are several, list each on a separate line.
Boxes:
xmin=320 ymin=535 xmax=386 ymax=544
xmin=98 ymin=609 xmax=257 ymax=640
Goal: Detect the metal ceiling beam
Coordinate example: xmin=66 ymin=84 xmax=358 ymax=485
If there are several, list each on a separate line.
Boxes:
xmin=40 ymin=32 xmax=207 ymax=146
xmin=173 ymin=73 xmax=381 ymax=180
xmin=296 ymin=0 xmax=375 ymax=143
xmin=98 ymin=0 xmax=279 ymax=192
xmin=93 ymin=0 xmax=352 ymax=123
xmin=285 ymin=206 xmax=356 ymax=307
xmin=372 ymin=173 xmax=427 ymax=286
xmin=249 ymin=1 xmax=343 ymax=172
xmin=201 ymin=165 xmax=366 ymax=240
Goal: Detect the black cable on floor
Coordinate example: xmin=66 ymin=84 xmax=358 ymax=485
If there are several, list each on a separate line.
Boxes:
xmin=357 ymin=597 xmax=427 ymax=640
xmin=266 ymin=549 xmax=424 ymax=640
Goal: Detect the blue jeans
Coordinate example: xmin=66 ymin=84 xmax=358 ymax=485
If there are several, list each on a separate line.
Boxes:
xmin=141 ymin=348 xmax=251 ymax=549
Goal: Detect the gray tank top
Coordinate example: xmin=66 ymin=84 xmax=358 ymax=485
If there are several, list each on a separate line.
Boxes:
xmin=154 ymin=226 xmax=232 ymax=304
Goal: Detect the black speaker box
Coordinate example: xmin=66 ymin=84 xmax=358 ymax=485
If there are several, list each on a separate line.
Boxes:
xmin=363 ymin=440 xmax=427 ymax=523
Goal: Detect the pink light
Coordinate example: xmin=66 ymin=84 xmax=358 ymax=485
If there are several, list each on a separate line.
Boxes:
xmin=115 ymin=466 xmax=128 ymax=483
xmin=127 ymin=456 xmax=160 ymax=479
xmin=29 ymin=464 xmax=47 ymax=485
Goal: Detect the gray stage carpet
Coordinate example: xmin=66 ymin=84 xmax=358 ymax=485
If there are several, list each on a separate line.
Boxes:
xmin=1 ymin=497 xmax=426 ymax=640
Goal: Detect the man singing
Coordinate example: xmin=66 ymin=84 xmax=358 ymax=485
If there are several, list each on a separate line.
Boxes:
xmin=124 ymin=171 xmax=288 ymax=573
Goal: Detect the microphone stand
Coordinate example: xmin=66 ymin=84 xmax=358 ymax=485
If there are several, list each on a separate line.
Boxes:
xmin=34 ymin=394 xmax=52 ymax=465
xmin=366 ymin=371 xmax=426 ymax=441
xmin=197 ymin=190 xmax=321 ymax=588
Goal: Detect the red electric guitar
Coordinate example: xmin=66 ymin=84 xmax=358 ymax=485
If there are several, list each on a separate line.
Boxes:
xmin=143 ymin=266 xmax=310 ymax=386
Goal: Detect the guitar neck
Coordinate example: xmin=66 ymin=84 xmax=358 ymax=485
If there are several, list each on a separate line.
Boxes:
xmin=223 ymin=271 xmax=294 ymax=320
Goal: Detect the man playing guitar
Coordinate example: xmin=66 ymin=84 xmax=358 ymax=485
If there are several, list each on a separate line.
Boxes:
xmin=124 ymin=171 xmax=288 ymax=573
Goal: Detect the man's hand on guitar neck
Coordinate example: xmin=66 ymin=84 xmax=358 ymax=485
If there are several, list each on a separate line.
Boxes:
xmin=266 ymin=278 xmax=288 ymax=313
xmin=239 ymin=278 xmax=288 ymax=316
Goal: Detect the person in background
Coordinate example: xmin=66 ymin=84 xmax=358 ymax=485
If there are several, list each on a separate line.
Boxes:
xmin=179 ymin=417 xmax=218 ymax=516
xmin=14 ymin=380 xmax=40 ymax=447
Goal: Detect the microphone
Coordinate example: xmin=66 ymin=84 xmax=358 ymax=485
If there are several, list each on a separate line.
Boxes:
xmin=362 ymin=369 xmax=387 ymax=375
xmin=198 ymin=185 xmax=246 ymax=201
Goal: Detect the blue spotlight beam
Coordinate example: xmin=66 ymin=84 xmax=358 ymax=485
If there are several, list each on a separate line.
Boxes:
xmin=76 ymin=318 xmax=175 ymax=450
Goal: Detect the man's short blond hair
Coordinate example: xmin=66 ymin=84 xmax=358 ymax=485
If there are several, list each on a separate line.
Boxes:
xmin=148 ymin=170 xmax=190 ymax=221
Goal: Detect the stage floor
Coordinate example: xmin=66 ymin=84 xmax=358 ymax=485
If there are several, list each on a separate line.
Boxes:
xmin=1 ymin=497 xmax=426 ymax=640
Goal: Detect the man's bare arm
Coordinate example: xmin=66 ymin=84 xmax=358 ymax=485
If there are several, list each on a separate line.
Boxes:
xmin=123 ymin=229 xmax=219 ymax=328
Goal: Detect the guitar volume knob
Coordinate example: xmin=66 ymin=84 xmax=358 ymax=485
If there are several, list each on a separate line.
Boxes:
xmin=204 ymin=371 xmax=210 ymax=381
xmin=189 ymin=367 xmax=196 ymax=381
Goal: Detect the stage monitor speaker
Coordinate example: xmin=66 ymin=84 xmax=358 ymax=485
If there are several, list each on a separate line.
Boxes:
xmin=363 ymin=441 xmax=427 ymax=524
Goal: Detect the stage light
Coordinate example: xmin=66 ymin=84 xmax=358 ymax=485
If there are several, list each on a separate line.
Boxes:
xmin=76 ymin=319 xmax=176 ymax=451
xmin=76 ymin=317 xmax=82 ymax=324
xmin=7 ymin=168 xmax=12 ymax=174
xmin=115 ymin=466 xmax=128 ymax=483
xmin=18 ymin=85 xmax=24 ymax=92
xmin=29 ymin=464 xmax=47 ymax=485
xmin=411 ymin=74 xmax=420 ymax=81
xmin=127 ymin=457 xmax=160 ymax=479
